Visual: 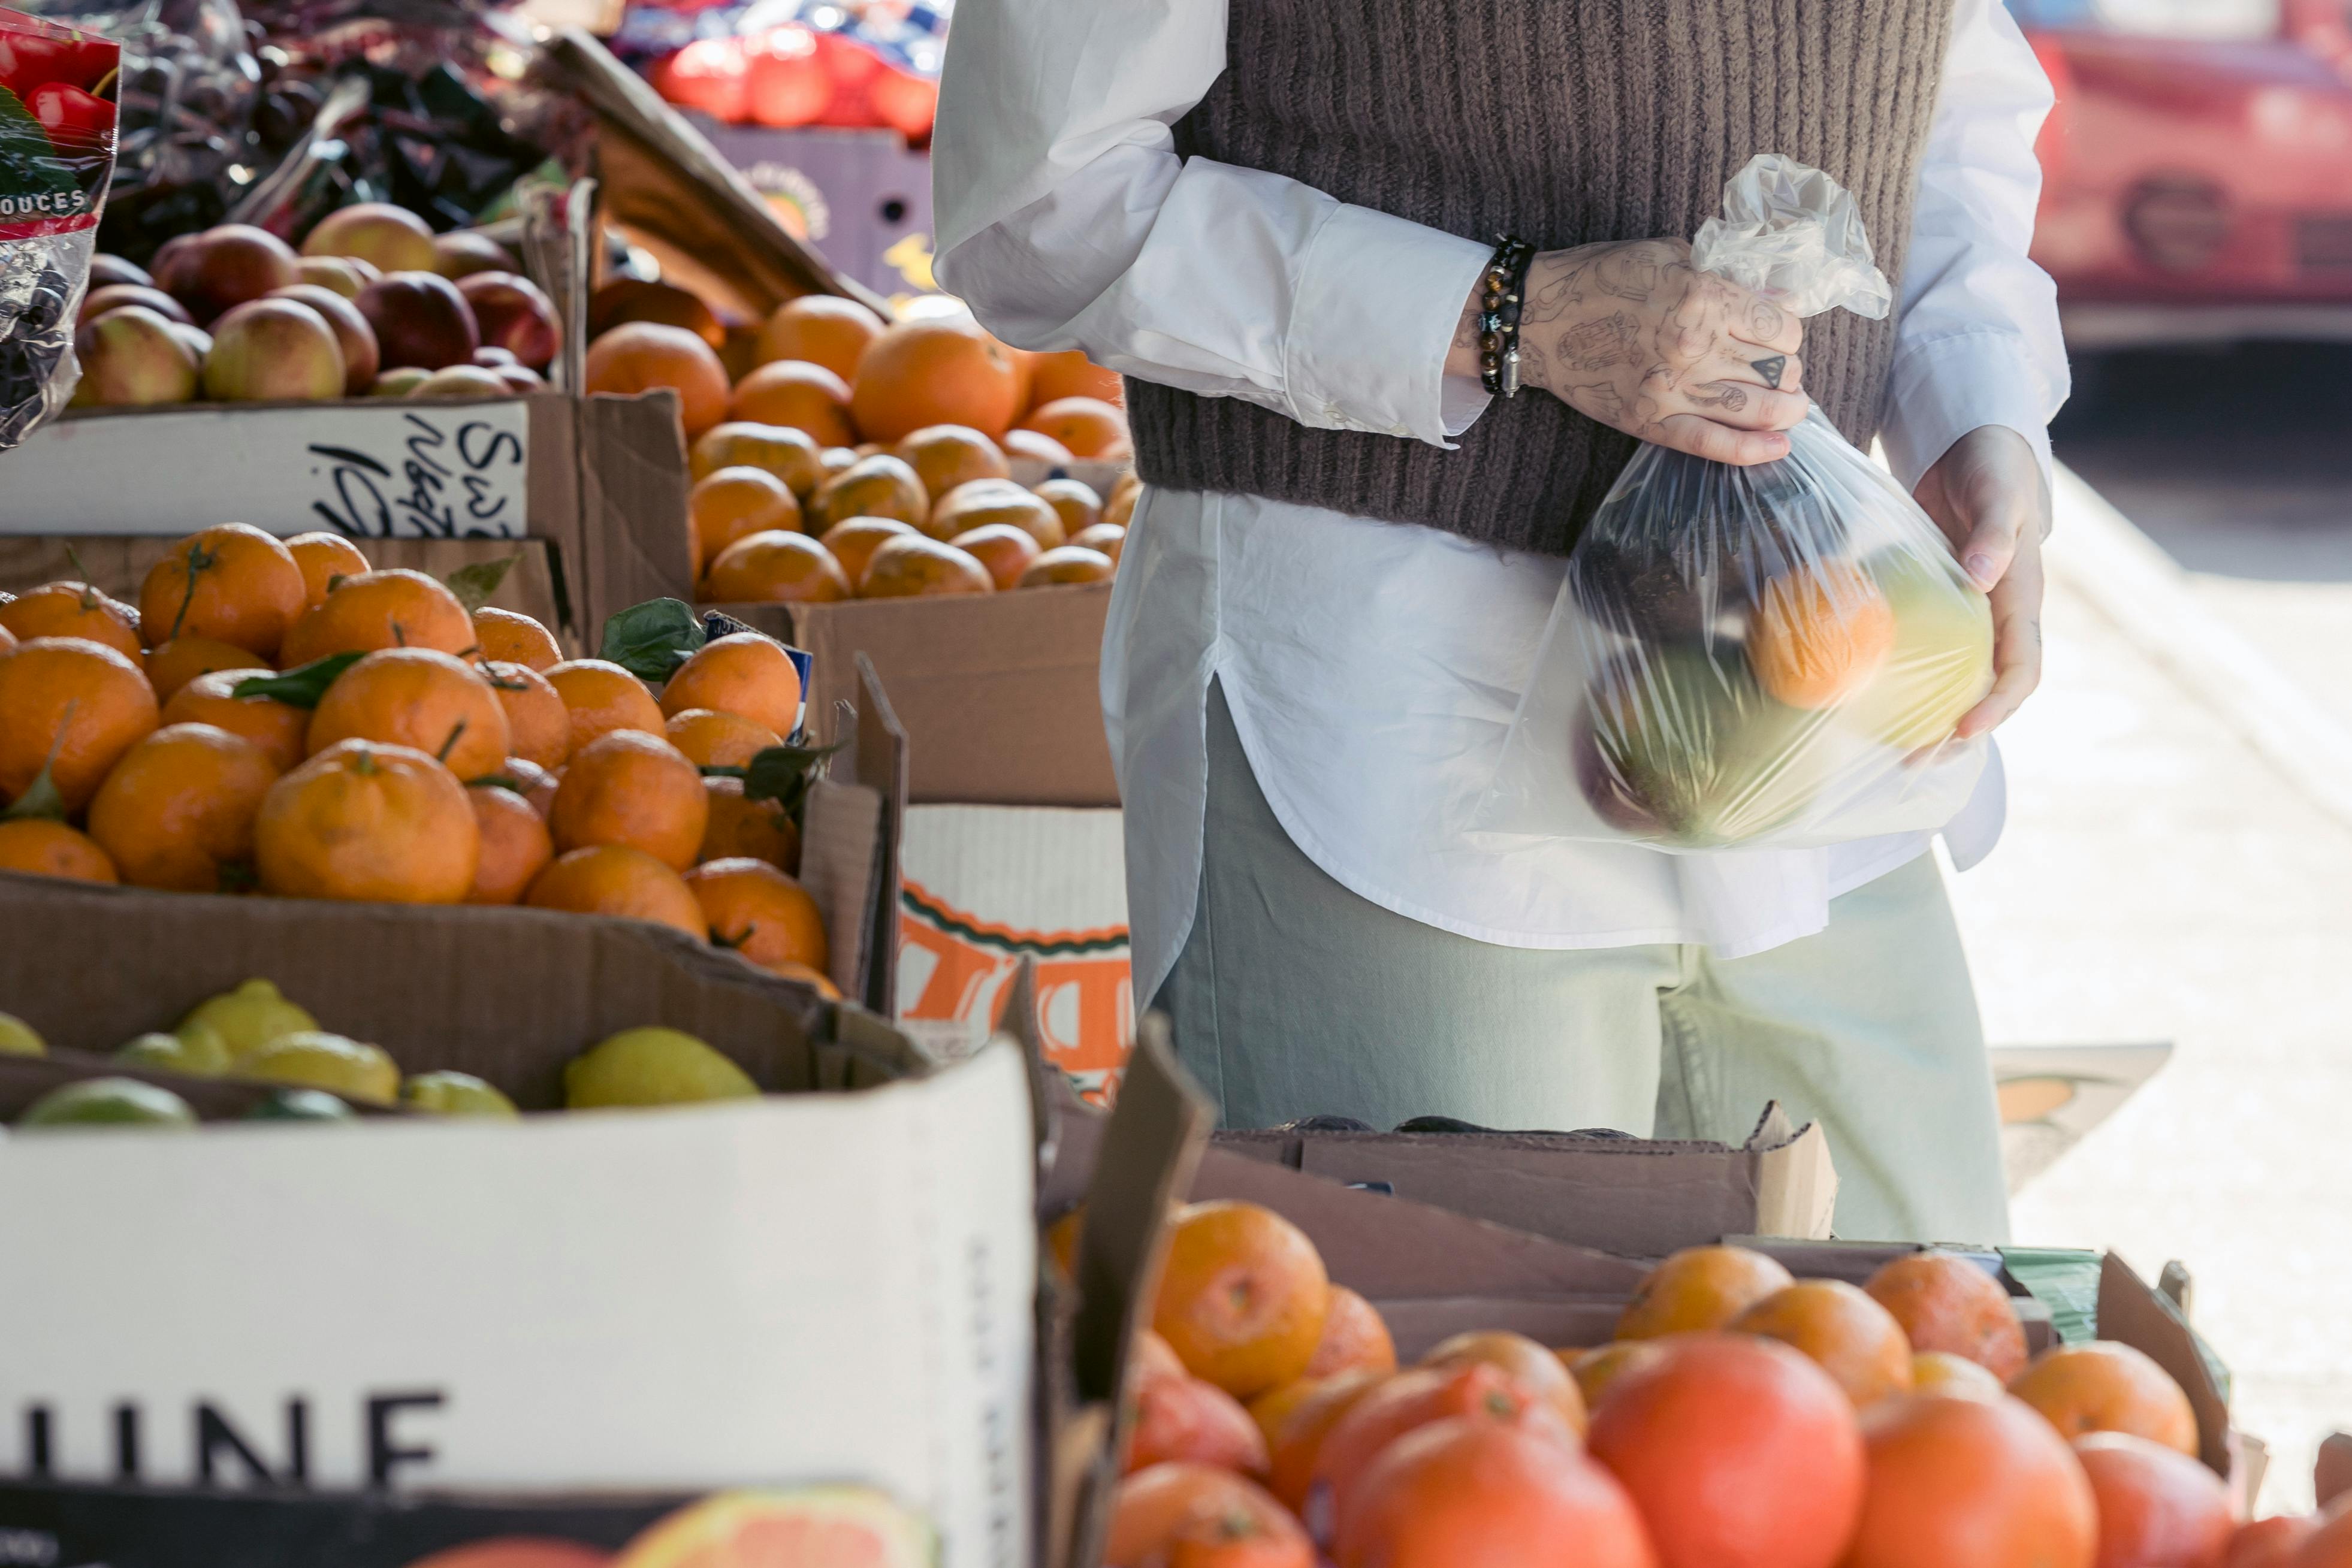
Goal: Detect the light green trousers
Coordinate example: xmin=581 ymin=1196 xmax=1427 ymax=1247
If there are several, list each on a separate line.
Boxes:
xmin=1157 ymin=685 xmax=2011 ymax=1246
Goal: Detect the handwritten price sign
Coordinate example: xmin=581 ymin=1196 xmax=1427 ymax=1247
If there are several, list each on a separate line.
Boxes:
xmin=306 ymin=407 xmax=529 ymax=539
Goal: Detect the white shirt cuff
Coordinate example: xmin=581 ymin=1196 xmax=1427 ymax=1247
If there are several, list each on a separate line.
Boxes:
xmin=1284 ymin=203 xmax=1494 ymax=448
xmin=1878 ymin=328 xmax=2061 ymax=496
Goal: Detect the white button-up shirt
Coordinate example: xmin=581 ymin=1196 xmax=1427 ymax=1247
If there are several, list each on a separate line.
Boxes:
xmin=933 ymin=0 xmax=2070 ymax=1007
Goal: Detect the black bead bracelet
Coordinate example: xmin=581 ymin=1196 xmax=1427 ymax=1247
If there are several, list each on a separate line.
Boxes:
xmin=1478 ymin=234 xmax=1535 ymax=398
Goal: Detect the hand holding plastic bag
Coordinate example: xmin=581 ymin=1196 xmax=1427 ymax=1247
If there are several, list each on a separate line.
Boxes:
xmin=1479 ymin=156 xmax=1994 ymax=851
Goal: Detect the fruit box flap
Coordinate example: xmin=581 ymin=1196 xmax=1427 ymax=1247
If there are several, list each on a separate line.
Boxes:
xmin=709 ymin=584 xmax=1120 ymax=809
xmin=2097 ymin=1252 xmax=2233 ymax=1476
xmin=798 ymin=666 xmax=909 ymax=1017
xmin=0 ymin=872 xmax=926 ymax=1108
xmin=570 ymin=388 xmax=698 ymax=642
xmin=1210 ymin=1099 xmax=1836 ymax=1259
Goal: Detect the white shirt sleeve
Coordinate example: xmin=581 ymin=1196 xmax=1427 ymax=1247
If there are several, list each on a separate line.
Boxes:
xmin=929 ymin=0 xmax=1491 ymax=447
xmin=1877 ymin=0 xmax=2073 ymax=494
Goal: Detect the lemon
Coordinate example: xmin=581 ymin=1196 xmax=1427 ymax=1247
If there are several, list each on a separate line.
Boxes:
xmin=116 ymin=1026 xmax=231 ymax=1076
xmin=246 ymin=1087 xmax=359 ymax=1122
xmin=0 ymin=1013 xmax=46 ymax=1057
xmin=402 ymin=1071 xmax=520 ymax=1119
xmin=178 ymin=979 xmax=318 ymax=1062
xmin=19 ymin=1077 xmax=197 ymax=1130
xmin=564 ymin=1027 xmax=759 ymax=1109
xmin=238 ymin=1031 xmax=400 ymax=1105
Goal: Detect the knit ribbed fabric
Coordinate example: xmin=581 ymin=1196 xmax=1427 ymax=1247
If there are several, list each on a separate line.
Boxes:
xmin=1127 ymin=0 xmax=1957 ymax=556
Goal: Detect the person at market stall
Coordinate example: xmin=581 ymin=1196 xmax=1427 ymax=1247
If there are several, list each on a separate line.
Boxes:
xmin=931 ymin=0 xmax=2065 ymax=1243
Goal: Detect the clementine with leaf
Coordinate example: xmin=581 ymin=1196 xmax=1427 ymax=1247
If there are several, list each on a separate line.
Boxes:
xmin=254 ymin=738 xmax=478 ymax=904
xmin=0 ymin=638 xmax=161 ymax=812
xmin=137 ymin=523 xmax=309 ymax=657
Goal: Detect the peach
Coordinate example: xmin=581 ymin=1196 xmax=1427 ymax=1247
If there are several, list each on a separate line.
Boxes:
xmin=200 ymin=299 xmax=345 ymax=402
xmin=412 ymin=365 xmax=513 ymax=399
xmin=72 ymin=306 xmax=200 ymax=406
xmin=458 ymin=272 xmax=559 ymax=370
xmin=432 ymin=231 xmax=515 ymax=278
xmin=154 ymin=224 xmax=300 ymax=326
xmin=303 ymin=203 xmax=439 ymax=274
xmin=295 ymin=254 xmax=378 ymax=298
xmin=356 ymin=271 xmax=479 ymax=372
xmin=268 ymin=283 xmax=380 ymax=393
xmin=77 ymin=283 xmax=190 ymax=327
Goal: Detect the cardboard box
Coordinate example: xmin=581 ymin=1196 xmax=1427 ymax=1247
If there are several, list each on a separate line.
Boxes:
xmin=691 ymin=122 xmax=937 ymax=301
xmin=0 ymin=872 xmax=1035 ymax=1568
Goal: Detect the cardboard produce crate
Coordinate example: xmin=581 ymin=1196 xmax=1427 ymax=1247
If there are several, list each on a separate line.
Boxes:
xmin=0 ymin=869 xmax=1034 ymax=1568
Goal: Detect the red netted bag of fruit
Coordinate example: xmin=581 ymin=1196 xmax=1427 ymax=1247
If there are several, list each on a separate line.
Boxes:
xmin=0 ymin=7 xmax=118 ymax=449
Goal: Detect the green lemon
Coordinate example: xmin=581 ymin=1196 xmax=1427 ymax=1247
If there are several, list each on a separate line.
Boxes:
xmin=238 ymin=1031 xmax=400 ymax=1105
xmin=116 ymin=1027 xmax=232 ymax=1077
xmin=401 ymin=1071 xmax=520 ymax=1119
xmin=245 ymin=1088 xmax=359 ymax=1122
xmin=178 ymin=979 xmax=318 ymax=1062
xmin=564 ymin=1027 xmax=759 ymax=1109
xmin=19 ymin=1077 xmax=198 ymax=1130
xmin=0 ymin=1013 xmax=46 ymax=1058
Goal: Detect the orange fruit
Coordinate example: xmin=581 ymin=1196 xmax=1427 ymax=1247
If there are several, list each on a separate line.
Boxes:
xmin=1749 ymin=560 xmax=1897 ymax=709
xmin=0 ymin=638 xmax=161 ymax=812
xmin=690 ymin=421 xmax=828 ymax=497
xmin=279 ymin=568 xmax=475 ymax=666
xmin=1245 ymin=1378 xmax=1330 ymax=1454
xmin=306 ymin=647 xmax=512 ymax=782
xmin=86 ymin=722 xmax=280 ymax=892
xmin=1912 ymin=1352 xmax=2005 ymax=1402
xmin=1865 ymin=1252 xmax=2028 ymax=1382
xmin=1073 ymin=522 xmax=1128 ymax=564
xmin=481 ymin=660 xmax=570 ymax=771
xmin=1035 ymin=477 xmax=1104 ymax=536
xmin=0 ymin=818 xmax=118 ymax=884
xmin=1133 ymin=1328 xmax=1189 ymax=1385
xmin=1262 ymin=1367 xmax=1387 ymax=1513
xmin=819 ymin=518 xmax=917 ymax=588
xmin=283 ymin=531 xmax=371 ymax=609
xmin=819 ymin=445 xmax=859 ymax=478
xmin=2075 ymin=1431 xmax=2230 ymax=1568
xmin=950 ymin=523 xmax=1043 ymax=591
xmin=1019 ymin=395 xmax=1131 ymax=459
xmin=692 ymin=467 xmax=803 ymax=569
xmin=755 ymin=295 xmax=883 ymax=382
xmin=699 ymin=774 xmax=799 ymax=871
xmin=1026 ymin=349 xmax=1125 ymax=411
xmin=810 ymin=453 xmax=929 ymax=531
xmin=144 ymin=637 xmax=267 ymax=702
xmin=137 ymin=523 xmax=309 ymax=657
xmin=0 ymin=626 xmax=11 ymax=657
xmin=1586 ymin=1333 xmax=1864 ymax=1568
xmin=524 ymin=844 xmax=708 ymax=939
xmin=584 ymin=321 xmax=731 ymax=437
xmin=1423 ymin=1331 xmax=1587 ymax=1436
xmin=471 ymin=607 xmax=563 ymax=671
xmin=465 ymin=783 xmax=553 ymax=905
xmin=549 ymin=729 xmax=708 ymax=871
xmin=667 ymin=708 xmax=781 ymax=769
xmin=1004 ymin=427 xmax=1077 ymax=467
xmin=545 ymin=658 xmax=665 ymax=751
xmin=660 ymin=632 xmax=803 ymax=735
xmin=1616 ymin=1244 xmax=1794 ymax=1340
xmin=1729 ymin=1280 xmax=1916 ymax=1408
xmin=1334 ymin=1419 xmax=1652 ymax=1568
xmin=772 ymin=960 xmax=838 ymax=999
xmin=850 ymin=319 xmax=1022 ymax=442
xmin=253 ymin=738 xmax=479 ymax=904
xmin=503 ymin=756 xmax=558 ymax=818
xmin=1303 ymin=1286 xmax=1396 ymax=1380
xmin=684 ymin=856 xmax=828 ymax=974
xmin=2008 ymin=1342 xmax=2199 ymax=1456
xmin=1154 ymin=1201 xmax=1330 ymax=1400
xmin=0 ymin=580 xmax=146 ymax=669
xmin=2229 ymin=1516 xmax=2319 ymax=1568
xmin=896 ymin=424 xmax=1010 ymax=502
xmin=1844 ymin=1392 xmax=2097 ymax=1568
xmin=701 ymin=530 xmax=853 ymax=604
xmin=1124 ymin=1371 xmax=1272 ymax=1479
xmin=1105 ymin=479 xmax=1140 ymax=530
xmin=1108 ymin=1464 xmax=1310 ymax=1568
xmin=2303 ymin=1513 xmax=2352 ymax=1568
xmin=729 ymin=359 xmax=856 ymax=446
xmin=1313 ymin=1362 xmax=1579 ymax=1540
xmin=589 ymin=277 xmax=723 ymax=348
xmin=1566 ymin=1341 xmax=1667 ymax=1414
xmin=929 ymin=478 xmax=1065 ymax=546
xmin=1020 ymin=545 xmax=1116 ymax=588
xmin=859 ymin=535 xmax=994 ymax=599
xmin=161 ymin=669 xmax=307 ymax=772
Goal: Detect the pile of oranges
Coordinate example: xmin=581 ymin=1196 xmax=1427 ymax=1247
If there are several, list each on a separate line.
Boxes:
xmin=1076 ymin=1201 xmax=2329 ymax=1568
xmin=0 ymin=525 xmax=835 ymax=996
xmin=579 ymin=285 xmax=1138 ymax=604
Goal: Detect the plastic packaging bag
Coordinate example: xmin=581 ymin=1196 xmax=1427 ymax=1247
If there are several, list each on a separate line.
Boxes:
xmin=1478 ymin=155 xmax=1994 ymax=851
xmin=0 ymin=5 xmax=119 ymax=449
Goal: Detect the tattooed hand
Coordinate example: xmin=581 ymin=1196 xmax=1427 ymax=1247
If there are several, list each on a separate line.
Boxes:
xmin=1449 ymin=237 xmax=1807 ymax=464
xmin=1913 ymin=425 xmax=2049 ymax=738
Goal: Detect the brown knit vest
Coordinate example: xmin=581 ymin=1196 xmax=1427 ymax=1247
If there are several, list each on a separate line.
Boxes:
xmin=1128 ymin=0 xmax=1955 ymax=556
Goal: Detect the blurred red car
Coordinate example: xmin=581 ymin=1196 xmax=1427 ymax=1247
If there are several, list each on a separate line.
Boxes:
xmin=2014 ymin=0 xmax=2352 ymax=346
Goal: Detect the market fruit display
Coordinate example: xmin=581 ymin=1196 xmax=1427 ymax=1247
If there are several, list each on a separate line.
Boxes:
xmin=1089 ymin=1219 xmax=2269 ymax=1568
xmin=0 ymin=535 xmax=834 ymax=992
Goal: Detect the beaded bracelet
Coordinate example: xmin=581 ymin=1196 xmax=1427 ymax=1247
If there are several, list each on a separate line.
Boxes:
xmin=1478 ymin=235 xmax=1535 ymax=398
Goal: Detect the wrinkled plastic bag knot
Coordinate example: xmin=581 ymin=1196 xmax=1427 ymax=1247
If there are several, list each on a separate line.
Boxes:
xmin=1690 ymin=153 xmax=1891 ymax=321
